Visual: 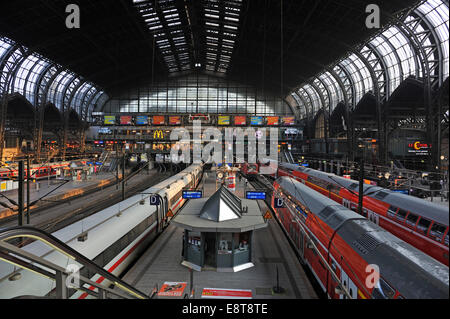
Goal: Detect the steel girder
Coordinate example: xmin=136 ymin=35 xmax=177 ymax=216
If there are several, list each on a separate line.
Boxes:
xmin=0 ymin=43 xmax=29 ymax=161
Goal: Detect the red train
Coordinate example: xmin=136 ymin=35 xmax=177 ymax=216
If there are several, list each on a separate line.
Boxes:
xmin=0 ymin=160 xmax=88 ymax=181
xmin=271 ymin=176 xmax=449 ymax=299
xmin=276 ymin=162 xmax=449 ymax=266
xmin=241 ymin=162 xmax=259 ymax=180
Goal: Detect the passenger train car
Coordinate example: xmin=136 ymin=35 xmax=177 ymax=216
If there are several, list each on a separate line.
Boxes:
xmin=277 ymin=162 xmax=449 ymax=266
xmin=0 ymin=160 xmax=89 ymax=181
xmin=271 ymin=176 xmax=449 ymax=299
xmin=241 ymin=162 xmax=259 ymax=180
xmin=0 ymin=163 xmax=203 ymax=299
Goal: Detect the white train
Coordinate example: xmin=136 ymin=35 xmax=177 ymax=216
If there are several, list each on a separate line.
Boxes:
xmin=0 ymin=163 xmax=203 ymax=299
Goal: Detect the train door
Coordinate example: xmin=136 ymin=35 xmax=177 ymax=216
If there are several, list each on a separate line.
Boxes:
xmin=340 ymin=270 xmax=358 ymax=299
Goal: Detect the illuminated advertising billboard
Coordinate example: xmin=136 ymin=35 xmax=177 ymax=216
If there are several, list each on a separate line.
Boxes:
xmin=266 ymin=116 xmax=279 ymax=126
xmin=153 ymin=116 xmax=165 ymax=125
xmin=218 ymin=115 xmax=230 ymax=125
xmin=250 ymin=116 xmax=263 ymax=125
xmin=234 ymin=116 xmax=246 ymax=126
xmin=169 ymin=116 xmax=181 ymax=125
xmin=104 ymin=116 xmax=116 ymax=125
xmin=282 ymin=116 xmax=295 ymax=126
xmin=136 ymin=115 xmax=148 ymax=125
xmin=407 ymin=141 xmax=431 ymax=156
xmin=120 ymin=116 xmax=132 ymax=125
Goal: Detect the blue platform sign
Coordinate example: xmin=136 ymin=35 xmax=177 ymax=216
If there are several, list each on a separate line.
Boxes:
xmin=301 ymin=163 xmax=309 ymax=167
xmin=246 ymin=191 xmax=266 ymax=200
xmin=274 ymin=198 xmax=284 ymax=208
xmin=182 ymin=190 xmax=203 ymax=199
xmin=392 ymin=189 xmax=409 ymax=195
xmin=149 ymin=195 xmax=160 ymax=205
xmin=95 ymin=162 xmax=103 ymax=165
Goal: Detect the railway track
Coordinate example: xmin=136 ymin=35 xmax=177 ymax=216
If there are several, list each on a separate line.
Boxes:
xmin=0 ymin=170 xmax=170 ymax=236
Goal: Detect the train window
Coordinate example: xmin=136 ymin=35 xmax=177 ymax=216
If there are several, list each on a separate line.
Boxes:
xmin=429 ymin=223 xmax=446 ymax=242
xmin=416 ymin=218 xmax=431 ymax=235
xmin=387 ymin=206 xmax=398 ymax=219
xmin=405 ymin=213 xmax=419 ymax=227
xmin=395 ymin=209 xmax=408 ymax=222
xmin=371 ymin=278 xmax=395 ymax=299
xmin=444 ymin=233 xmax=448 ymax=247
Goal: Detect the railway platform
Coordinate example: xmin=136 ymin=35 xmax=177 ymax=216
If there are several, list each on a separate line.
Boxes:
xmin=120 ymin=169 xmax=318 ymax=299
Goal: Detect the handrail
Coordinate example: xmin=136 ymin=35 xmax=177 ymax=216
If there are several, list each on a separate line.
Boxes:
xmin=0 ymin=226 xmax=149 ymax=299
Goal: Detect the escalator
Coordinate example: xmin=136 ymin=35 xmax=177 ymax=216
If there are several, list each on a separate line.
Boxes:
xmin=0 ymin=226 xmax=149 ymax=299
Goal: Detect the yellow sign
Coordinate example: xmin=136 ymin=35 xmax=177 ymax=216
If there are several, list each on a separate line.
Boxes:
xmin=263 ymin=211 xmax=272 ymax=219
xmin=153 ymin=130 xmax=165 ymax=139
xmin=218 ymin=115 xmax=230 ymax=125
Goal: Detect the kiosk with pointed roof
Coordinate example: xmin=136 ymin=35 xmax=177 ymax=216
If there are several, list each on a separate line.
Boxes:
xmin=172 ymin=185 xmax=267 ymax=272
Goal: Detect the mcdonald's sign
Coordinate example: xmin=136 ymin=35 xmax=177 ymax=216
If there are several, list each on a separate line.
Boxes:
xmin=153 ymin=130 xmax=165 ymax=139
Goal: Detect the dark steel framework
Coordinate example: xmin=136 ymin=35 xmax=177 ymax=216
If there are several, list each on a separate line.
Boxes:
xmin=288 ymin=0 xmax=449 ymax=170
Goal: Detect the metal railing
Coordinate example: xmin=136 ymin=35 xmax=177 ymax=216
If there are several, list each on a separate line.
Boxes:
xmin=0 ymin=226 xmax=149 ymax=299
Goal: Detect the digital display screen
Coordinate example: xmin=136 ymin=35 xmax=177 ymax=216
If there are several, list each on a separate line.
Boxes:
xmin=153 ymin=116 xmax=165 ymax=125
xmin=218 ymin=115 xmax=230 ymax=125
xmin=169 ymin=116 xmax=181 ymax=125
xmin=182 ymin=190 xmax=203 ymax=199
xmin=266 ymin=116 xmax=279 ymax=126
xmin=120 ymin=116 xmax=132 ymax=125
xmin=250 ymin=116 xmax=263 ymax=125
xmin=246 ymin=191 xmax=266 ymax=200
xmin=104 ymin=116 xmax=116 ymax=125
xmin=234 ymin=116 xmax=246 ymax=126
xmin=282 ymin=116 xmax=295 ymax=126
xmin=136 ymin=116 xmax=148 ymax=125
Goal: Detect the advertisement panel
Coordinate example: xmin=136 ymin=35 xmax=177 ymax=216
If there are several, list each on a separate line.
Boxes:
xmin=218 ymin=115 xmax=230 ymax=125
xmin=266 ymin=116 xmax=279 ymax=126
xmin=153 ymin=115 xmax=165 ymax=125
xmin=120 ymin=116 xmax=132 ymax=125
xmin=157 ymin=282 xmax=187 ymax=297
xmin=169 ymin=116 xmax=181 ymax=125
xmin=104 ymin=115 xmax=116 ymax=125
xmin=250 ymin=116 xmax=263 ymax=126
xmin=201 ymin=288 xmax=252 ymax=299
xmin=135 ymin=115 xmax=148 ymax=125
xmin=234 ymin=116 xmax=246 ymax=126
xmin=282 ymin=116 xmax=295 ymax=126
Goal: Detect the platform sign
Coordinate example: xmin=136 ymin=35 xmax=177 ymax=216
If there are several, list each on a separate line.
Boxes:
xmin=392 ymin=189 xmax=409 ymax=195
xmin=149 ymin=195 xmax=160 ymax=205
xmin=274 ymin=198 xmax=284 ymax=208
xmin=182 ymin=190 xmax=203 ymax=199
xmin=158 ymin=282 xmax=187 ymax=297
xmin=201 ymin=288 xmax=252 ymax=299
xmin=246 ymin=191 xmax=266 ymax=200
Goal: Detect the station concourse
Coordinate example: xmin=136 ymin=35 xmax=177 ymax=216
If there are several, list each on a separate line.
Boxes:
xmin=0 ymin=0 xmax=448 ymax=302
